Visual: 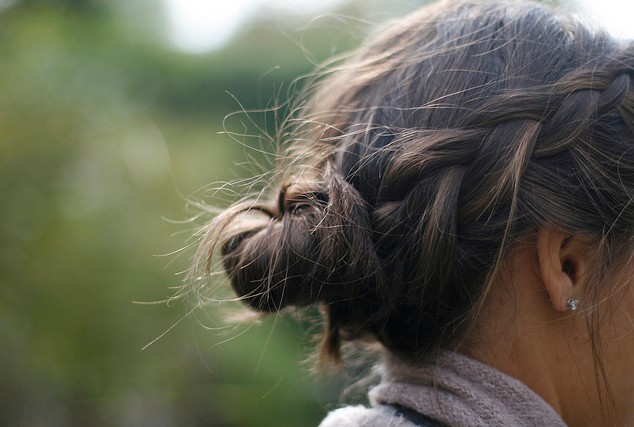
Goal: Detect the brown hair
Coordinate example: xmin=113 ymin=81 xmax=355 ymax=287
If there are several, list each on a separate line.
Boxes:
xmin=192 ymin=0 xmax=634 ymax=365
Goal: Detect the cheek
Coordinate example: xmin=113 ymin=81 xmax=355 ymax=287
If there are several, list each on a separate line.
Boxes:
xmin=599 ymin=273 xmax=634 ymax=389
xmin=603 ymin=261 xmax=634 ymax=334
xmin=614 ymin=271 xmax=634 ymax=336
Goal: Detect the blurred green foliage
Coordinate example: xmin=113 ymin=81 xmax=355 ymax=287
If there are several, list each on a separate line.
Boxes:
xmin=0 ymin=0 xmax=432 ymax=425
xmin=1 ymin=0 xmax=584 ymax=424
xmin=0 ymin=0 xmax=580 ymax=425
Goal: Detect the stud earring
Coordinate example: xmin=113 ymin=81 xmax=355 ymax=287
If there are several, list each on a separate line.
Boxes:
xmin=566 ymin=298 xmax=579 ymax=311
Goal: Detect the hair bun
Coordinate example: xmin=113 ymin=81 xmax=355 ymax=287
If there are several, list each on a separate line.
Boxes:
xmin=220 ymin=166 xmax=383 ymax=313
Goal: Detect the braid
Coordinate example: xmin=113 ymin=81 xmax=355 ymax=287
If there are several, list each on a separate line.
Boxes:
xmin=194 ymin=1 xmax=634 ymax=363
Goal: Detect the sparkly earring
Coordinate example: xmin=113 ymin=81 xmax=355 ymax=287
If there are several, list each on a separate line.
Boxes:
xmin=566 ymin=298 xmax=579 ymax=311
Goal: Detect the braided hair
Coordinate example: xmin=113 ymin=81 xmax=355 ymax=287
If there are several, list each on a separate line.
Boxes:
xmin=193 ymin=1 xmax=634 ymax=363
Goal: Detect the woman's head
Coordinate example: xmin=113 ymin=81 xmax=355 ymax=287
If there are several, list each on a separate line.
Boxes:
xmin=196 ymin=0 xmax=634 ymax=379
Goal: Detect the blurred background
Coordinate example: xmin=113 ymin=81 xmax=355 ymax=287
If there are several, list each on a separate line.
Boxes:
xmin=0 ymin=0 xmax=629 ymax=426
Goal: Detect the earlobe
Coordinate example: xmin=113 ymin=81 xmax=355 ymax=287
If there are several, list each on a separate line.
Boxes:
xmin=536 ymin=227 xmax=584 ymax=312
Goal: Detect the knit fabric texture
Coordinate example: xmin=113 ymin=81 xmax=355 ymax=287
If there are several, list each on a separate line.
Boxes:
xmin=319 ymin=351 xmax=567 ymax=427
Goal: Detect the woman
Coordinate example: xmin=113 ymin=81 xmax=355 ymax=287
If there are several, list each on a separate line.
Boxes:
xmin=193 ymin=1 xmax=634 ymax=425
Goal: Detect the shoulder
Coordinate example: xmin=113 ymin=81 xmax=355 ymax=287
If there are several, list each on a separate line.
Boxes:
xmin=318 ymin=405 xmax=418 ymax=427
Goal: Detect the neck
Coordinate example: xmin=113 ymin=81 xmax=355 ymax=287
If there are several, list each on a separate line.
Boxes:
xmin=459 ymin=250 xmax=606 ymax=426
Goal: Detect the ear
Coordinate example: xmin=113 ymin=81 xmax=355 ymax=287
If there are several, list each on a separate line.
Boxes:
xmin=536 ymin=227 xmax=587 ymax=312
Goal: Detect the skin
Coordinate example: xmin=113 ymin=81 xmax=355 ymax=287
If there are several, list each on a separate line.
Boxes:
xmin=461 ymin=227 xmax=634 ymax=426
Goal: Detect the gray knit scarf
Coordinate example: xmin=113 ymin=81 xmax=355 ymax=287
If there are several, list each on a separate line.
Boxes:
xmin=319 ymin=351 xmax=567 ymax=427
